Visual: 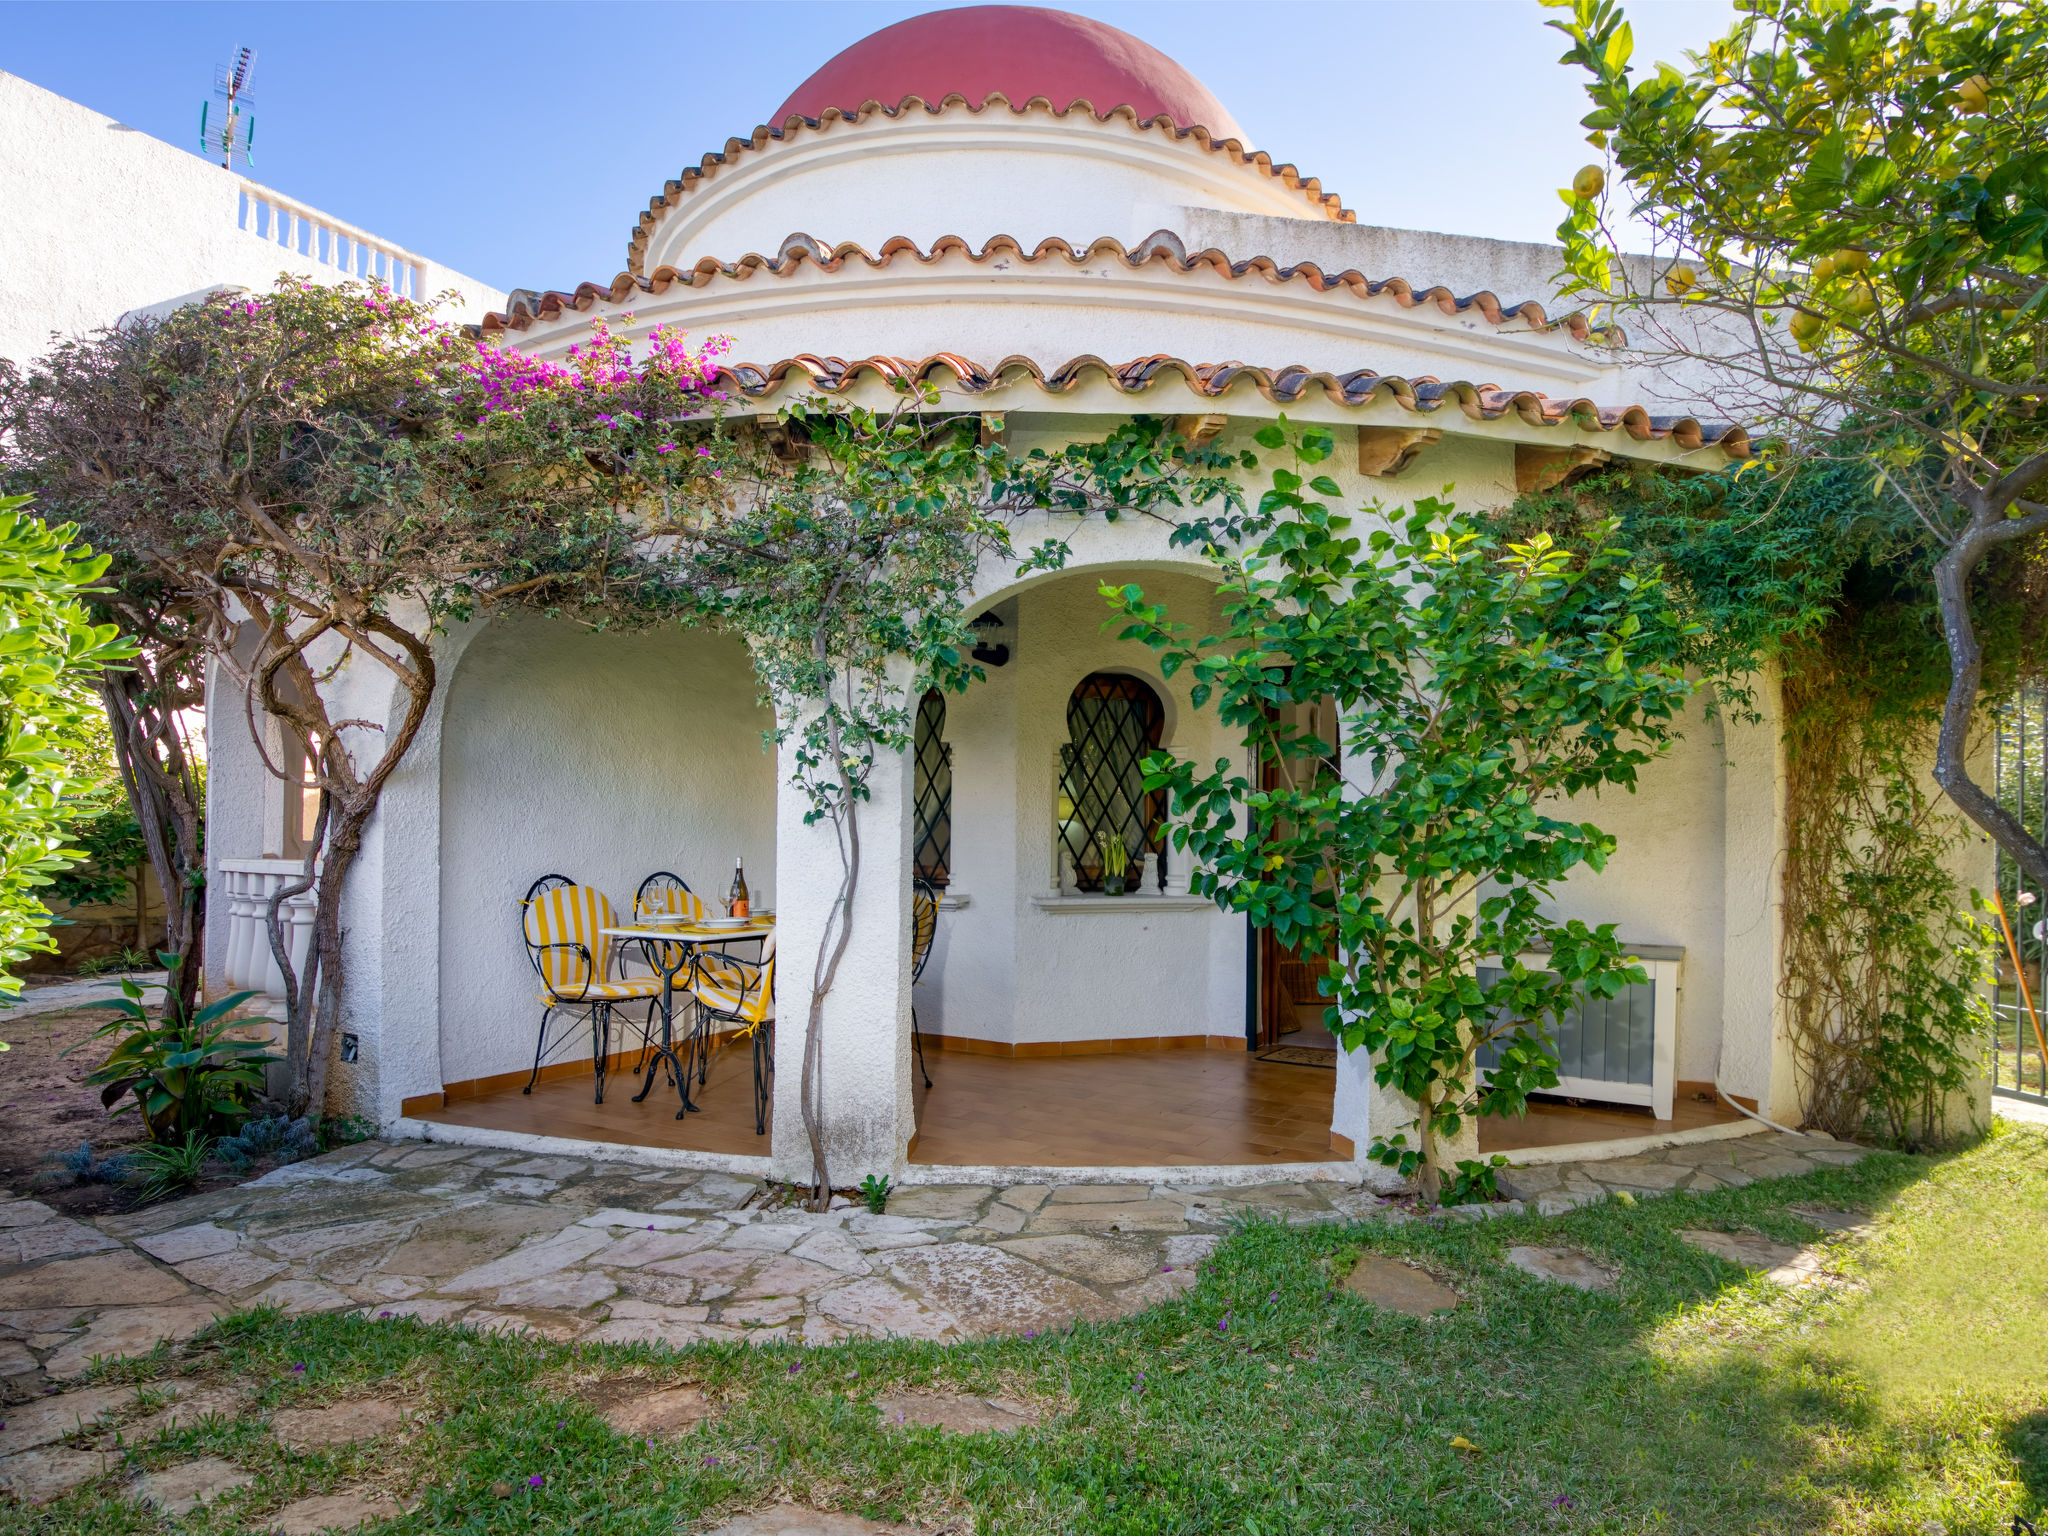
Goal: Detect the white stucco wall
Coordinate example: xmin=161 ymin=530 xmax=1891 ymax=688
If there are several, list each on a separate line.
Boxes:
xmin=0 ymin=71 xmax=504 ymax=368
xmin=1537 ymin=690 xmax=1730 ymax=1084
xmin=435 ymin=618 xmax=777 ymax=1087
xmin=637 ymin=108 xmax=1340 ymax=278
xmin=507 ymin=247 xmax=1635 ymax=407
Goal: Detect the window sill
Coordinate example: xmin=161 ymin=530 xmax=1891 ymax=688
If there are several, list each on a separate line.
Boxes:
xmin=1029 ymin=894 xmax=1217 ymax=915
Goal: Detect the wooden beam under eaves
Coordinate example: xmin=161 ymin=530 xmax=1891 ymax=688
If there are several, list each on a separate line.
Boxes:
xmin=1173 ymin=413 xmax=1229 ymax=446
xmin=752 ymin=414 xmax=810 ymax=464
xmin=1356 ymin=426 xmax=1441 ymax=478
xmin=1514 ymin=444 xmax=1612 ymax=495
xmin=980 ymin=412 xmax=1006 ymax=447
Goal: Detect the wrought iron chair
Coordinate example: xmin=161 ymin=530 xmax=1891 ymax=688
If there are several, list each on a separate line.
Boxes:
xmin=521 ymin=883 xmax=663 ymax=1104
xmin=910 ymin=877 xmax=940 ymax=1089
xmin=682 ymin=930 xmax=776 ymax=1135
xmin=618 ymin=871 xmax=709 ymax=1072
xmin=634 ymin=871 xmax=706 ymax=926
xmin=524 ymin=873 xmax=576 ymax=903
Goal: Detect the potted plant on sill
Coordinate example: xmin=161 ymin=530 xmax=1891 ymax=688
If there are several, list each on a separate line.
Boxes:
xmin=1100 ymin=835 xmax=1131 ymax=896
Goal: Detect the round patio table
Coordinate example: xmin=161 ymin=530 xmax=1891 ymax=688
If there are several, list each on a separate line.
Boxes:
xmin=600 ymin=917 xmax=773 ymax=1120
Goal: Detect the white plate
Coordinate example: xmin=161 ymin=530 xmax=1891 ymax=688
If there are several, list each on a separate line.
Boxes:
xmin=698 ymin=916 xmax=755 ymax=930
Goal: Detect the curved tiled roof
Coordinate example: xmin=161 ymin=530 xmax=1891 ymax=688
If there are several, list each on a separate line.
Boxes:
xmin=693 ymin=352 xmax=1750 ymax=455
xmin=626 ymin=94 xmax=1354 ymax=275
xmin=484 ymin=230 xmax=1601 ymax=342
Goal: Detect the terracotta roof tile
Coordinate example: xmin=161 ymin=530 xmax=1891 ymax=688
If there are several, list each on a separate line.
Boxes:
xmin=485 ymin=230 xmax=1602 ymax=342
xmin=626 ymin=93 xmax=1354 ymax=274
xmin=695 ymin=352 xmax=1748 ymax=455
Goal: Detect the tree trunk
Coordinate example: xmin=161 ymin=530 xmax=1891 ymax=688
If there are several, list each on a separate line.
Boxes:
xmin=1415 ymin=1087 xmax=1445 ymax=1206
xmin=299 ymin=815 xmax=363 ymax=1121
xmin=1930 ymin=497 xmax=2048 ymax=889
xmin=799 ymin=711 xmax=863 ymax=1212
xmin=97 ymin=671 xmax=204 ymax=1028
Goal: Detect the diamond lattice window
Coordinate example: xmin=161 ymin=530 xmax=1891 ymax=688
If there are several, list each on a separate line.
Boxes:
xmin=1058 ymin=673 xmax=1167 ymax=893
xmin=913 ymin=690 xmax=951 ymax=888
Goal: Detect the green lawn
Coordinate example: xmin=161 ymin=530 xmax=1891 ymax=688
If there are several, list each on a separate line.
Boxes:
xmin=29 ymin=1124 xmax=2048 ymax=1536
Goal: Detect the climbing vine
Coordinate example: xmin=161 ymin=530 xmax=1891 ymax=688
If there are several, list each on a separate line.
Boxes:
xmin=1499 ymin=459 xmax=2004 ymax=1146
xmin=1779 ymin=615 xmax=1986 ymax=1146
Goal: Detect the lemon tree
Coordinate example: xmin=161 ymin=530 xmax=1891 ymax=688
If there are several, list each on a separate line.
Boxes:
xmin=1548 ymin=0 xmax=2048 ymax=883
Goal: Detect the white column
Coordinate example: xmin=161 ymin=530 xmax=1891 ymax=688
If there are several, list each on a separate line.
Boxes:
xmin=768 ymin=690 xmax=918 ymax=1187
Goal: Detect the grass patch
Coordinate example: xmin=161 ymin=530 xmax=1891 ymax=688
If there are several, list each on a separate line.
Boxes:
xmin=16 ymin=1127 xmax=2048 ymax=1535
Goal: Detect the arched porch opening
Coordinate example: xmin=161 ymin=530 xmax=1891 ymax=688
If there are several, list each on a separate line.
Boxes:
xmin=418 ymin=614 xmax=779 ymax=1158
xmin=906 ymin=563 xmax=1346 ymax=1172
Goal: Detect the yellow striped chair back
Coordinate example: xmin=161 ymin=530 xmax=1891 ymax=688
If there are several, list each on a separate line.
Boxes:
xmin=691 ymin=931 xmax=775 ymax=1033
xmin=632 ymin=879 xmax=706 ymax=974
xmin=635 ymin=882 xmax=707 ymax=924
xmin=524 ymin=884 xmax=617 ymax=996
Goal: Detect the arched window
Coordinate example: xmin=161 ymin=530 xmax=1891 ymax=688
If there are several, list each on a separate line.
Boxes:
xmin=1058 ymin=672 xmax=1166 ymax=894
xmin=912 ymin=690 xmax=951 ymax=887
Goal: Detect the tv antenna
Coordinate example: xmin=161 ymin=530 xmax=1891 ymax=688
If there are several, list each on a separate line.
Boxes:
xmin=200 ymin=46 xmax=257 ymax=169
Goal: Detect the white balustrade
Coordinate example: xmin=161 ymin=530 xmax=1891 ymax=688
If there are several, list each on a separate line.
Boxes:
xmin=219 ymin=857 xmax=318 ymax=1005
xmin=235 ymin=185 xmax=426 ymax=299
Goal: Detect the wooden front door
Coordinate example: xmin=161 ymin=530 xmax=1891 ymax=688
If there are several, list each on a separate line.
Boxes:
xmin=1250 ymin=695 xmax=1340 ymax=1050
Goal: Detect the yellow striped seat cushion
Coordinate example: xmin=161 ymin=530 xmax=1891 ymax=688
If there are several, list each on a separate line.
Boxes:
xmin=687 ymin=959 xmax=775 ymax=1029
xmin=536 ymin=977 xmax=664 ymax=1005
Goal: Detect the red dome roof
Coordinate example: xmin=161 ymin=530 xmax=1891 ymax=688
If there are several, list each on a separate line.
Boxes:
xmin=771 ymin=6 xmax=1244 ymax=141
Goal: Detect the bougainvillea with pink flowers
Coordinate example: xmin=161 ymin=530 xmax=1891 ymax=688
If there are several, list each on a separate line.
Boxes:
xmin=1 ymin=274 xmax=1243 ymax=1171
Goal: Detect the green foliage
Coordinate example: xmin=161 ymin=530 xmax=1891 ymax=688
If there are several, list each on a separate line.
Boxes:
xmin=1493 ymin=457 xmax=1937 ymax=702
xmin=320 ymin=1113 xmax=376 ymax=1148
xmin=76 ymin=946 xmax=155 ymax=977
xmin=1782 ymin=621 xmax=1992 ymax=1148
xmin=76 ymin=968 xmax=274 ymax=1143
xmin=1442 ymin=1155 xmax=1512 ymax=1207
xmin=38 ymin=1140 xmax=131 ymax=1186
xmin=213 ymin=1114 xmax=319 ymax=1172
xmin=1505 ymin=463 xmax=1994 ymax=1144
xmin=1106 ymin=421 xmax=1697 ymax=1202
xmin=857 ymin=1174 xmax=891 ymax=1214
xmin=0 ymin=494 xmax=135 ymax=1000
xmin=1545 ymin=0 xmax=2048 ymax=905
xmin=126 ymin=1130 xmax=213 ymax=1203
xmin=45 ymin=802 xmax=144 ymax=908
xmin=1550 ymin=0 xmax=2048 ymax=478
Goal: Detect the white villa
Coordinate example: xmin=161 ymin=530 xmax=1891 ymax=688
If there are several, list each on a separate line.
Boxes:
xmin=9 ymin=8 xmax=1973 ymax=1190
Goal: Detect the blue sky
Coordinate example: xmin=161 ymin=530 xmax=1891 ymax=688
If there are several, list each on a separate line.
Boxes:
xmin=1 ymin=1 xmax=1733 ymax=293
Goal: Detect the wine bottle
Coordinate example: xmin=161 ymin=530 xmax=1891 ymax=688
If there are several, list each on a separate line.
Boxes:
xmin=729 ymin=858 xmax=750 ymax=919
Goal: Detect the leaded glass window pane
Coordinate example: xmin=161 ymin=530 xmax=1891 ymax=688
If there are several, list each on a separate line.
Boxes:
xmin=1057 ymin=673 xmax=1167 ymax=892
xmin=913 ymin=690 xmax=951 ymax=887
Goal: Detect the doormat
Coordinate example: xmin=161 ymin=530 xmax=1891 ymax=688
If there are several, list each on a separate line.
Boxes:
xmin=1257 ymin=1045 xmax=1337 ymax=1068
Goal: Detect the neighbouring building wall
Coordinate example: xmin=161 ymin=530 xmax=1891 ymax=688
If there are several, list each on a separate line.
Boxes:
xmin=435 ymin=617 xmax=777 ymax=1088
xmin=0 ymin=71 xmax=505 ymax=368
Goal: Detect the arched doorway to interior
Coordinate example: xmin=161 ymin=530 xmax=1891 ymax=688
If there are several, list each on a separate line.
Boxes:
xmin=899 ymin=564 xmax=1344 ymax=1172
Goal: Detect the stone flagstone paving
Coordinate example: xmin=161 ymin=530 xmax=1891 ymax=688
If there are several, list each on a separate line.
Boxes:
xmin=0 ymin=1128 xmax=1867 ymax=1437
xmin=0 ymin=1127 xmax=1878 ymax=1504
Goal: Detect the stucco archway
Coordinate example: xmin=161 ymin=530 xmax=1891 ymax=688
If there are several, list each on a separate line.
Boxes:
xmin=434 ymin=616 xmax=777 ymax=1096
